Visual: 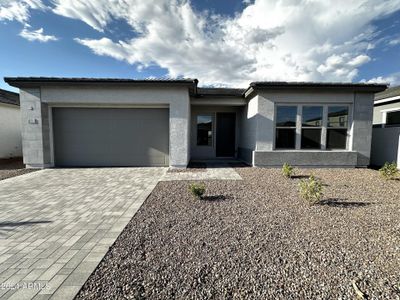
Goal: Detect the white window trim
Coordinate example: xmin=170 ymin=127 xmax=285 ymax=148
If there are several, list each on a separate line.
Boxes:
xmin=274 ymin=104 xmax=351 ymax=151
xmin=381 ymin=107 xmax=400 ymax=127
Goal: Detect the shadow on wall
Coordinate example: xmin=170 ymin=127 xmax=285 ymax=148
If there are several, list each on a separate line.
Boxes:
xmin=371 ymin=127 xmax=400 ymax=167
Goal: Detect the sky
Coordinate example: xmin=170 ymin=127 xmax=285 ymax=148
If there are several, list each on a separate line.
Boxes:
xmin=0 ymin=0 xmax=400 ymax=92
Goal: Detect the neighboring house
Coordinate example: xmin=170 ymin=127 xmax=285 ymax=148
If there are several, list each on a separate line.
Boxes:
xmin=5 ymin=77 xmax=386 ymax=168
xmin=0 ymin=88 xmax=22 ymax=159
xmin=371 ymin=86 xmax=400 ymax=167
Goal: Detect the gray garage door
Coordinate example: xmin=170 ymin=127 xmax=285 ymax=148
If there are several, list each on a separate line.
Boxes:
xmin=53 ymin=108 xmax=169 ymax=167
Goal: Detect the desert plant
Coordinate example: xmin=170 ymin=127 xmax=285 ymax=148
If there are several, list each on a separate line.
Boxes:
xmin=298 ymin=175 xmax=323 ymax=205
xmin=379 ymin=162 xmax=399 ymax=180
xmin=189 ymin=183 xmax=206 ymax=199
xmin=282 ymin=163 xmax=295 ymax=178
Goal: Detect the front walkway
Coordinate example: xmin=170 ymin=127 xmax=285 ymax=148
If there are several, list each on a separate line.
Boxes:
xmin=0 ymin=168 xmax=166 ymax=300
xmin=162 ymin=162 xmax=242 ymax=181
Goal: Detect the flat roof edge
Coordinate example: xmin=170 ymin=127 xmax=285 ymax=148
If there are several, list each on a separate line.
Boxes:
xmin=4 ymin=77 xmax=198 ymax=88
xmin=248 ymin=81 xmax=388 ymax=93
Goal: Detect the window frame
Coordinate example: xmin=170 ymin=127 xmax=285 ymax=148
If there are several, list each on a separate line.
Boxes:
xmin=274 ymin=105 xmax=298 ymax=149
xmin=300 ymin=105 xmax=324 ymax=150
xmin=196 ymin=114 xmax=214 ymax=147
xmin=382 ymin=108 xmax=400 ymax=128
xmin=326 ymin=106 xmax=350 ymax=150
xmin=274 ymin=104 xmax=351 ymax=151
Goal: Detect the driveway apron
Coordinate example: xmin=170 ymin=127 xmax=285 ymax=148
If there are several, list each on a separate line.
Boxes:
xmin=0 ymin=168 xmax=166 ymax=300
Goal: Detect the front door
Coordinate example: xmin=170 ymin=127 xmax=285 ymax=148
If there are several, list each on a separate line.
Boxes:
xmin=216 ymin=113 xmax=236 ymax=157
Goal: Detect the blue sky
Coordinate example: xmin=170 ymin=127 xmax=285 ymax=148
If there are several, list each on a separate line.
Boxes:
xmin=0 ymin=0 xmax=400 ymax=92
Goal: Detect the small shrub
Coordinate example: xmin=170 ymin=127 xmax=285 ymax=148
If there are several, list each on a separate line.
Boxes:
xmin=298 ymin=175 xmax=323 ymax=205
xmin=282 ymin=163 xmax=295 ymax=178
xmin=189 ymin=183 xmax=206 ymax=199
xmin=379 ymin=162 xmax=399 ymax=180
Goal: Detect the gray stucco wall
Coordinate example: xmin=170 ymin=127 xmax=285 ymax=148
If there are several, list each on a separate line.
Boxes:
xmin=351 ymin=93 xmax=374 ymax=166
xmin=19 ymin=88 xmax=52 ymax=168
xmin=254 ymin=151 xmax=358 ymax=167
xmin=190 ymin=105 xmax=242 ymax=160
xmin=20 ymin=85 xmax=191 ymax=168
xmin=370 ymin=127 xmax=400 ymax=167
xmin=241 ymin=89 xmax=374 ymax=167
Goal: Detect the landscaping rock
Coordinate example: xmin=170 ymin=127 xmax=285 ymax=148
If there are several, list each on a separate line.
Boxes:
xmin=76 ymin=168 xmax=400 ymax=299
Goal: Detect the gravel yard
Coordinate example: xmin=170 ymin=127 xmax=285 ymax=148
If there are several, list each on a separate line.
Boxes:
xmin=0 ymin=158 xmax=37 ymax=181
xmin=76 ymin=167 xmax=400 ymax=299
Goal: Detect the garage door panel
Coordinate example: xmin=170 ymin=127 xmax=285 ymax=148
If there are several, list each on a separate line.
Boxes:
xmin=53 ymin=108 xmax=169 ymax=167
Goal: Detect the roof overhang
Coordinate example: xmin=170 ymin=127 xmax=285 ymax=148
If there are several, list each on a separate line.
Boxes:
xmin=374 ymin=95 xmax=400 ymax=106
xmin=4 ymin=77 xmax=198 ymax=90
xmin=244 ymin=82 xmax=388 ymax=99
xmin=0 ymin=88 xmax=19 ymax=106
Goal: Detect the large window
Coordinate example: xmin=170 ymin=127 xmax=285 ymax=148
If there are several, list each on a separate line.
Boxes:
xmin=275 ymin=106 xmax=297 ymax=149
xmin=197 ymin=115 xmax=213 ymax=146
xmin=275 ymin=104 xmax=350 ymax=150
xmin=301 ymin=106 xmax=323 ymax=149
xmin=327 ymin=106 xmax=348 ymax=149
xmin=386 ymin=111 xmax=400 ymax=126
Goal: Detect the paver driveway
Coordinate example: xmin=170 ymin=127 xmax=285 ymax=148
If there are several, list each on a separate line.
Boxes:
xmin=0 ymin=168 xmax=166 ymax=300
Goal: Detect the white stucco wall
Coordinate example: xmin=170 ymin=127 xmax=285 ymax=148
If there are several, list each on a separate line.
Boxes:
xmin=0 ymin=103 xmax=22 ymax=158
xmin=373 ymin=102 xmax=400 ymax=125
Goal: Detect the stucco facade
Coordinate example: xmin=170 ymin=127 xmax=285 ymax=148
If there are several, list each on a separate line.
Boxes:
xmin=0 ymin=103 xmax=22 ymax=158
xmin=371 ymin=86 xmax=400 ymax=168
xmin=5 ymin=77 xmax=386 ymax=169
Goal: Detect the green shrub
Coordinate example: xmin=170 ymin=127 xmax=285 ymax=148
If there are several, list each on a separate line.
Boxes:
xmin=282 ymin=163 xmax=295 ymax=178
xmin=298 ymin=175 xmax=323 ymax=205
xmin=379 ymin=162 xmax=399 ymax=180
xmin=189 ymin=183 xmax=206 ymax=199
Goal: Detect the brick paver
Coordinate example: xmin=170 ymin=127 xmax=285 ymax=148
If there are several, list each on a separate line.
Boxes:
xmin=162 ymin=162 xmax=242 ymax=181
xmin=0 ymin=168 xmax=166 ymax=300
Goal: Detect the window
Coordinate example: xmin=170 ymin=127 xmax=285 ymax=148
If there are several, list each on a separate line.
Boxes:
xmin=301 ymin=106 xmax=323 ymax=149
xmin=197 ymin=115 xmax=213 ymax=146
xmin=275 ymin=106 xmax=297 ymax=149
xmin=386 ymin=111 xmax=400 ymax=126
xmin=274 ymin=104 xmax=350 ymax=150
xmin=327 ymin=106 xmax=348 ymax=149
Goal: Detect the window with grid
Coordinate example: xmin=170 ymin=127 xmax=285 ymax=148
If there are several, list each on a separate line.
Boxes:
xmin=301 ymin=106 xmax=323 ymax=149
xmin=275 ymin=106 xmax=297 ymax=149
xmin=327 ymin=106 xmax=348 ymax=149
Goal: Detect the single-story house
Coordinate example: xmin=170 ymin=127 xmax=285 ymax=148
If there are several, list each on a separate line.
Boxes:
xmin=4 ymin=77 xmax=386 ymax=169
xmin=371 ymin=86 xmax=400 ymax=167
xmin=0 ymin=88 xmax=22 ymax=159
xmin=373 ymin=85 xmax=400 ymax=127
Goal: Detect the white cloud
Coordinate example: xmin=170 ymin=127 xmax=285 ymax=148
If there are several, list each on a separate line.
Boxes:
xmin=9 ymin=0 xmax=400 ymax=86
xmin=388 ymin=38 xmax=400 ymax=46
xmin=361 ymin=73 xmax=400 ymax=86
xmin=19 ymin=27 xmax=58 ymax=42
xmin=0 ymin=0 xmax=46 ymax=23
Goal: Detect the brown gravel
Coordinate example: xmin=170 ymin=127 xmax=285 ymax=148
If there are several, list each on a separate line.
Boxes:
xmin=76 ymin=168 xmax=400 ymax=300
xmin=0 ymin=158 xmax=37 ymax=181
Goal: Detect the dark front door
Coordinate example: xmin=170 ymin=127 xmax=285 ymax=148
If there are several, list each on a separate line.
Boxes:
xmin=216 ymin=113 xmax=236 ymax=157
